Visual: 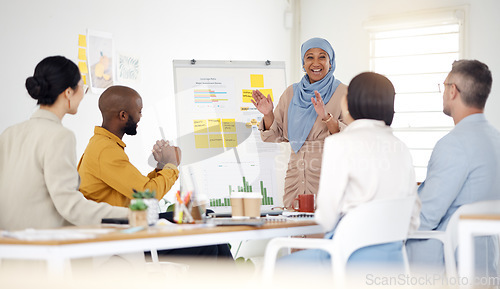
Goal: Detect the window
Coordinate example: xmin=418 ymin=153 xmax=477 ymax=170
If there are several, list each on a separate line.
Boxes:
xmin=365 ymin=8 xmax=466 ymax=181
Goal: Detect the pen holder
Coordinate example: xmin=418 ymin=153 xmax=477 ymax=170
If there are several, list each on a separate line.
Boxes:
xmin=174 ymin=197 xmax=194 ymax=224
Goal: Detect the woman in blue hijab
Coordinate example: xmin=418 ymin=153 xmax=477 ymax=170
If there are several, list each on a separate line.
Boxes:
xmin=252 ymin=38 xmax=347 ymax=208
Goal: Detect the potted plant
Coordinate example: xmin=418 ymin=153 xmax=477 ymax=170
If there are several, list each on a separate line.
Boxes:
xmin=129 ymin=198 xmax=148 ymax=227
xmin=132 ymin=189 xmax=159 ymax=225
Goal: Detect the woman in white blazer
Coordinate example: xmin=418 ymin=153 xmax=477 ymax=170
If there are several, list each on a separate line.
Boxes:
xmin=0 ymin=56 xmax=128 ymax=230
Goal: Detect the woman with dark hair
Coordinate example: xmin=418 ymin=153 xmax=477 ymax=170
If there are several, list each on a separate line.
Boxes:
xmin=0 ymin=56 xmax=128 ymax=230
xmin=252 ymin=38 xmax=347 ymax=208
xmin=279 ymin=72 xmax=421 ymax=271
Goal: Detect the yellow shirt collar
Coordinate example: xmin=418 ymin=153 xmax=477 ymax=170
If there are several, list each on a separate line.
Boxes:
xmin=94 ymin=126 xmax=126 ymax=149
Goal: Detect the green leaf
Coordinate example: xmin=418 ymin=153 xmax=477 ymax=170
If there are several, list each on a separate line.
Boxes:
xmin=129 ymin=199 xmax=148 ymax=211
xmin=166 ymin=203 xmax=175 ymax=212
xmin=131 ymin=189 xmax=156 ymax=199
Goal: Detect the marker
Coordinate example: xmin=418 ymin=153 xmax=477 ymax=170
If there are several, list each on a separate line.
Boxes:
xmin=159 ymin=126 xmax=166 ymax=140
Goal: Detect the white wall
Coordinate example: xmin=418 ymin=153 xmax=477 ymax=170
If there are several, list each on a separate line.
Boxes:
xmin=2 ymin=0 xmax=499 ymax=174
xmin=0 ymin=0 xmax=295 ymax=174
xmin=300 ymin=0 xmax=500 ymax=130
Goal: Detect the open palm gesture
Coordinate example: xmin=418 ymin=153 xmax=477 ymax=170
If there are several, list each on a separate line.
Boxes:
xmin=311 ymin=90 xmax=327 ymax=119
xmin=251 ymin=89 xmax=273 ymax=116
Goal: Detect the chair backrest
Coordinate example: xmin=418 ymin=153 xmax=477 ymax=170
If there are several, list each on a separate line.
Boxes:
xmin=446 ymin=199 xmax=500 ymax=252
xmin=330 ymin=196 xmax=416 ymax=269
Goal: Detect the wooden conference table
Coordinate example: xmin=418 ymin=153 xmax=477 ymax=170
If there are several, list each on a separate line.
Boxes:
xmin=0 ymin=219 xmax=323 ymax=276
xmin=458 ymin=214 xmax=500 ymax=283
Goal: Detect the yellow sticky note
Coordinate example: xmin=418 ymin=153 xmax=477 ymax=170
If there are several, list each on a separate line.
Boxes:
xmin=223 ymin=134 xmax=238 ymax=147
xmin=78 ymin=61 xmax=88 ymax=74
xmin=259 ymin=89 xmax=274 ymax=101
xmin=250 ymin=74 xmax=264 ymax=88
xmin=78 ymin=48 xmax=87 ymax=61
xmin=82 ymin=74 xmax=87 ymax=85
xmin=208 ymin=119 xmax=221 ymax=133
xmin=193 ymin=120 xmax=208 ymax=134
xmin=242 ymin=89 xmax=273 ymax=103
xmin=222 ymin=119 xmax=236 ymax=133
xmin=78 ymin=34 xmax=87 ymax=47
xmin=242 ymin=89 xmax=253 ymax=103
xmin=194 ymin=135 xmax=209 ymax=149
xmin=209 ymin=134 xmax=224 ymax=148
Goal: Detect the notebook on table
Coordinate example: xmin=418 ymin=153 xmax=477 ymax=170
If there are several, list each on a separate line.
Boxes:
xmin=207 ymin=217 xmax=266 ymax=227
xmin=210 ymin=208 xmax=284 ymax=218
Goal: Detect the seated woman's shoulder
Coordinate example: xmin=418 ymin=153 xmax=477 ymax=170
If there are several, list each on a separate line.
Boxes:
xmin=337 ymin=82 xmax=348 ymax=92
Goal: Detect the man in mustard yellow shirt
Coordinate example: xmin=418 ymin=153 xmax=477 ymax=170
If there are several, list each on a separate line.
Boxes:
xmin=78 ymin=85 xmax=233 ymax=260
xmin=78 ymin=85 xmax=180 ymax=206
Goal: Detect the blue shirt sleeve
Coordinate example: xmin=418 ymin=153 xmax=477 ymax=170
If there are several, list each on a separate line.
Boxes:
xmin=418 ymin=134 xmax=468 ymax=231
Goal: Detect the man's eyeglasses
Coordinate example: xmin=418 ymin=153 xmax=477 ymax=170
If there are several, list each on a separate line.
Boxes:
xmin=83 ymin=84 xmax=89 ymax=94
xmin=438 ymin=82 xmax=461 ymax=93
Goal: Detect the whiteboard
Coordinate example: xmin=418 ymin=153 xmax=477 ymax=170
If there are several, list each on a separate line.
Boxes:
xmin=173 ymin=59 xmax=287 ymax=213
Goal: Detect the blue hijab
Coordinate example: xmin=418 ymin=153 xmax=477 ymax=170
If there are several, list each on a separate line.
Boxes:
xmin=288 ymin=38 xmax=341 ymax=153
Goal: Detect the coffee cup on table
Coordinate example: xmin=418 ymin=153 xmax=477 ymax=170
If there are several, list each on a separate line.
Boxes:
xmin=243 ymin=193 xmax=262 ymax=218
xmin=230 ymin=192 xmax=245 ymax=218
xmin=292 ymin=194 xmax=315 ymax=213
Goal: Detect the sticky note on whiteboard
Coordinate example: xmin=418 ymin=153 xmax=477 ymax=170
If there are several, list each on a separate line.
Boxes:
xmin=194 ymin=135 xmax=209 ymax=149
xmin=222 ymin=119 xmax=236 ymax=133
xmin=209 ymin=135 xmax=223 ymax=148
xmin=242 ymin=89 xmax=273 ymax=103
xmin=223 ymin=134 xmax=237 ymax=147
xmin=250 ymin=74 xmax=264 ymax=88
xmin=193 ymin=119 xmax=208 ymax=133
xmin=208 ymin=119 xmax=222 ymax=133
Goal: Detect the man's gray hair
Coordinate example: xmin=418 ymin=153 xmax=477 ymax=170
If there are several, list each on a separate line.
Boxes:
xmin=450 ymin=59 xmax=492 ymax=109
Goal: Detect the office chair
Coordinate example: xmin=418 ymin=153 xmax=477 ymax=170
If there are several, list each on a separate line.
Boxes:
xmin=406 ymin=199 xmax=500 ymax=278
xmin=262 ymin=196 xmax=416 ymax=287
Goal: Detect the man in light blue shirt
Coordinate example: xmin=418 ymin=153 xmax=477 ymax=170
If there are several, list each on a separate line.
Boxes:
xmin=407 ymin=60 xmax=500 ymax=277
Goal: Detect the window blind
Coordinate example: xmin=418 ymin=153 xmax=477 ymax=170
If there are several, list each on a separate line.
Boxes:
xmin=367 ymin=12 xmax=465 ymax=181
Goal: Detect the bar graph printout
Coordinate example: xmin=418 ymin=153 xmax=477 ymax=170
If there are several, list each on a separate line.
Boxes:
xmin=190 ymin=160 xmax=276 ymax=208
xmin=173 ymin=60 xmax=287 ymax=213
xmin=193 ymin=88 xmax=229 ymax=108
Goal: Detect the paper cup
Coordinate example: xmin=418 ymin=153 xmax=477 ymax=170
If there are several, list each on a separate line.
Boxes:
xmin=243 ymin=193 xmax=262 ymax=218
xmin=230 ymin=192 xmax=245 ymax=218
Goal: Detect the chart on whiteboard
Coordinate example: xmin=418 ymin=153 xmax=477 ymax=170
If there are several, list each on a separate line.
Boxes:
xmin=173 ymin=60 xmax=287 ymax=212
xmin=188 ymin=77 xmax=236 ymax=112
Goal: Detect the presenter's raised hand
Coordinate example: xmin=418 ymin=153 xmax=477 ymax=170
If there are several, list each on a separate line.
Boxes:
xmin=311 ymin=90 xmax=327 ymax=119
xmin=251 ymin=90 xmax=273 ymax=116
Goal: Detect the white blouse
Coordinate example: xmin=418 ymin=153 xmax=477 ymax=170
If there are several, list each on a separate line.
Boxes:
xmin=315 ymin=119 xmax=421 ymax=233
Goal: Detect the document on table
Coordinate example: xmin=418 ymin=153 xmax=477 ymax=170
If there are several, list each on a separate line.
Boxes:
xmin=281 ymin=211 xmax=315 ymax=219
xmin=0 ymin=228 xmax=115 ymax=241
